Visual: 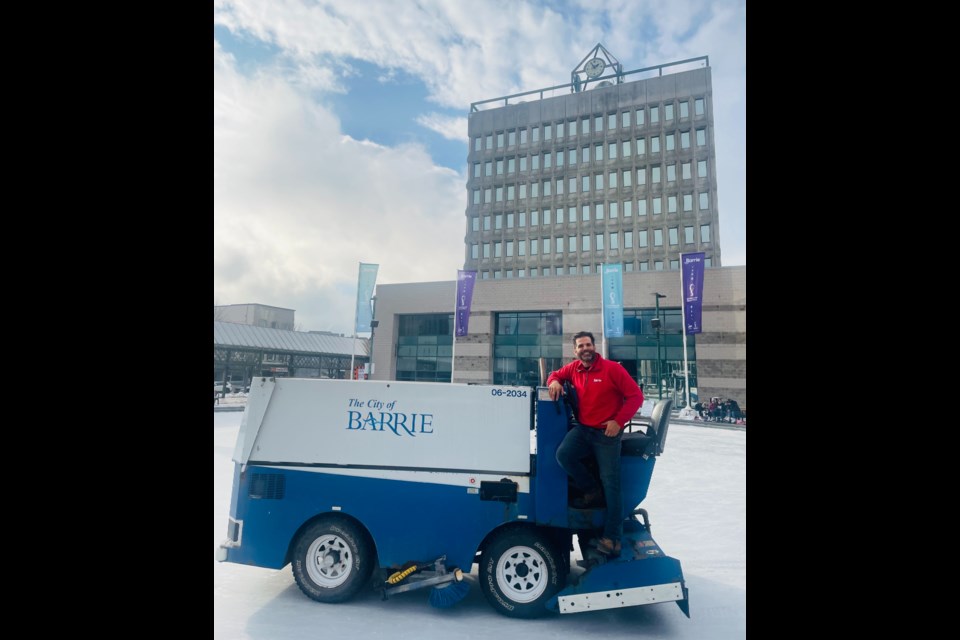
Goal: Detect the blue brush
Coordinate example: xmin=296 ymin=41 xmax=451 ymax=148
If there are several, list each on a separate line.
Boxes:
xmin=428 ymin=576 xmax=471 ymax=608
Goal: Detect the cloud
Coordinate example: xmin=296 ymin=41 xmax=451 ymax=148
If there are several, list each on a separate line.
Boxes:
xmin=215 ymin=46 xmax=465 ymax=332
xmin=415 ymin=113 xmax=468 ymax=142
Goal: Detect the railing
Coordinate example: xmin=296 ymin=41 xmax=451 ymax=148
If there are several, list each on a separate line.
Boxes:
xmin=469 ymin=56 xmax=709 ymax=113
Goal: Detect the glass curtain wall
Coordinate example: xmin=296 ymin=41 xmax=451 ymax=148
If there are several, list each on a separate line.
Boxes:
xmin=493 ymin=311 xmax=564 ymax=387
xmin=607 ymin=308 xmax=697 ymax=402
xmin=396 ymin=314 xmax=454 ymax=382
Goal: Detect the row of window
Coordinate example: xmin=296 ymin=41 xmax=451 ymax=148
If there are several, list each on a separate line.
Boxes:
xmin=472 ymin=165 xmax=709 ymax=204
xmin=472 ymin=131 xmax=707 ymax=179
xmin=469 ymin=192 xmax=711 ymax=229
xmin=472 ymin=99 xmax=707 ymax=152
xmin=469 ymin=225 xmax=711 ymax=258
xmin=476 ymin=257 xmax=713 ymax=279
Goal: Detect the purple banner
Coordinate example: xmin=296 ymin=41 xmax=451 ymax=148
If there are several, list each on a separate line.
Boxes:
xmin=455 ymin=270 xmax=477 ymax=337
xmin=681 ymin=253 xmax=705 ymax=334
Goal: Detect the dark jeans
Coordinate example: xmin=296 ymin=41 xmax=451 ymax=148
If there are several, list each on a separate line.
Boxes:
xmin=556 ymin=424 xmax=623 ymax=542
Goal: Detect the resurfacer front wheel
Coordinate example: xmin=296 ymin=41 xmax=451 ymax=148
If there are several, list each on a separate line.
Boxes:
xmin=292 ymin=517 xmax=374 ymax=603
xmin=480 ymin=526 xmax=565 ymax=618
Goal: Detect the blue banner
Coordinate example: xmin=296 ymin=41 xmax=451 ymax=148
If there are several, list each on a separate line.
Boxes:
xmin=681 ymin=253 xmax=705 ymax=334
xmin=355 ymin=263 xmax=379 ymax=333
xmin=601 ymin=263 xmax=623 ymax=338
xmin=455 ymin=270 xmax=477 ymax=337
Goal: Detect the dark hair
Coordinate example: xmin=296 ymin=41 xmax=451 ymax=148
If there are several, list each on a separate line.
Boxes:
xmin=572 ymin=331 xmax=595 ymax=345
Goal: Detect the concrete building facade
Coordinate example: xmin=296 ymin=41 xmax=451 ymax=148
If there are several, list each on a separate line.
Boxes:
xmin=371 ymin=266 xmax=745 ymax=408
xmin=464 ymin=57 xmax=721 ymax=280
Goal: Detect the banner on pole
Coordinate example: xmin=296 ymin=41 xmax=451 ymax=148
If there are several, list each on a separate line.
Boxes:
xmin=455 ymin=270 xmax=477 ymax=337
xmin=601 ymin=263 xmax=624 ymax=338
xmin=355 ymin=263 xmax=379 ymax=333
xmin=681 ymin=253 xmax=705 ymax=334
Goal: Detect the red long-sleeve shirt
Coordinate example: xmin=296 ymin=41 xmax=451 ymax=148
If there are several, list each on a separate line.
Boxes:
xmin=547 ymin=353 xmax=643 ymax=429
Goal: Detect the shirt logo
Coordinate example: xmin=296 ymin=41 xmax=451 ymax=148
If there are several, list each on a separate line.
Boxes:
xmin=593 ymin=378 xmax=602 ymax=383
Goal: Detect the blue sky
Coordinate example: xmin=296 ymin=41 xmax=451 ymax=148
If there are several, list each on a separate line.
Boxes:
xmin=214 ymin=0 xmax=746 ymax=334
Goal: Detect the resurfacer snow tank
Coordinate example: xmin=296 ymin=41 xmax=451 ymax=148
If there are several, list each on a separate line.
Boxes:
xmin=217 ymin=377 xmax=689 ymax=619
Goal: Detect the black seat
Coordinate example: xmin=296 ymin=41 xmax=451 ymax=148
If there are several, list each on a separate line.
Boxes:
xmin=622 ymin=399 xmax=673 ymax=457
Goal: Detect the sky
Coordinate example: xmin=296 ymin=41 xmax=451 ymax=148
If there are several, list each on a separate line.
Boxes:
xmin=214 ymin=409 xmax=746 ymax=638
xmin=213 ymin=0 xmax=747 ymax=334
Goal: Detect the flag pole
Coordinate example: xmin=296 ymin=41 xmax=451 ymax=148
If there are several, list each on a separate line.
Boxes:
xmin=599 ymin=268 xmax=607 ymax=359
xmin=679 ymin=253 xmax=691 ymax=413
xmin=350 ymin=262 xmax=359 ymax=379
xmin=451 ymin=276 xmax=459 ymax=381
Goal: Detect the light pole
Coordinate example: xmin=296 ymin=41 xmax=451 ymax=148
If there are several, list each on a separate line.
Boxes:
xmin=652 ymin=292 xmax=666 ymax=400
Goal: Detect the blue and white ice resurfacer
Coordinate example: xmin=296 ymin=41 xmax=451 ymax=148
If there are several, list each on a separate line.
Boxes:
xmin=217 ymin=377 xmax=689 ymax=619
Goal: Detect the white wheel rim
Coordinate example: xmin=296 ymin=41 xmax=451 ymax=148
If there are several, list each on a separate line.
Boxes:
xmin=495 ymin=545 xmax=549 ymax=603
xmin=306 ymin=534 xmax=352 ymax=588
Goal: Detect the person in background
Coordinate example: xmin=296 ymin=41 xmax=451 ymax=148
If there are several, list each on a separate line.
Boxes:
xmin=547 ymin=331 xmax=643 ymax=558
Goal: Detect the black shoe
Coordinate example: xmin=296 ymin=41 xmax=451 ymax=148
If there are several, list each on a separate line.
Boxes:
xmin=571 ymin=491 xmax=605 ymax=509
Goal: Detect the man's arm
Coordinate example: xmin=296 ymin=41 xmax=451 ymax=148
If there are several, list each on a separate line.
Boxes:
xmin=546 ymin=363 xmax=570 ymax=401
xmin=611 ymin=368 xmax=644 ymax=427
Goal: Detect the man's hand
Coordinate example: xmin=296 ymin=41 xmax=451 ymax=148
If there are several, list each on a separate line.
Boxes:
xmin=548 ymin=380 xmax=563 ymax=401
xmin=603 ymin=420 xmax=621 ymax=437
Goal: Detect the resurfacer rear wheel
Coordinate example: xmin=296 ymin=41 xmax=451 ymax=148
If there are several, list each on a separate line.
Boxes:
xmin=480 ymin=526 xmax=564 ymax=618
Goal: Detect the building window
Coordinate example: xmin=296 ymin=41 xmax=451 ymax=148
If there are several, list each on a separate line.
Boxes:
xmin=471 ymin=216 xmax=479 ymax=231
xmin=705 ymin=257 xmax=712 ymax=268
xmin=581 ymin=264 xmax=590 ymax=274
xmin=680 ymin=131 xmax=690 ymax=149
xmin=568 ymin=236 xmax=577 ymax=252
xmin=519 ymin=184 xmax=527 ymax=199
xmin=518 ymin=239 xmax=526 ymax=256
xmin=610 ymin=232 xmax=619 ymax=250
xmin=651 ymin=165 xmax=661 ymax=184
xmin=483 ymin=215 xmax=491 ymax=230
xmin=543 ymin=209 xmax=551 ymax=225
xmin=622 ymin=140 xmax=631 ymax=157
xmin=684 ymin=226 xmax=694 ymax=244
xmin=486 ymin=135 xmax=493 ymax=150
xmin=582 ymin=176 xmax=590 ymax=192
xmin=519 ymin=211 xmax=526 ymax=226
xmin=668 ymin=195 xmax=677 ymax=213
xmin=396 ymin=314 xmax=453 ymax=383
xmin=595 ymin=174 xmax=604 ymax=190
xmin=531 ymin=182 xmax=538 ymax=198
xmin=683 ymin=193 xmax=693 ymax=212
xmin=637 ymin=168 xmax=646 ymax=186
xmin=471 ymin=244 xmax=478 ymax=259
xmin=608 ymin=113 xmax=616 ymax=130
xmin=531 ymin=210 xmax=539 ymax=226
xmin=507 ymin=185 xmax=515 ymax=201
xmin=485 ymin=161 xmax=492 ymax=177
xmin=483 ymin=243 xmax=490 ymax=258
xmin=474 ymin=137 xmax=481 ymax=151
xmin=654 ymin=229 xmax=663 ymax=246
xmin=531 ymin=238 xmax=538 ymax=255
xmin=608 ymin=142 xmax=616 ymax=159
xmin=569 ymin=176 xmax=577 ymax=193
xmin=595 ymin=233 xmax=604 ymax=250
xmin=636 ymin=108 xmax=645 ymax=126
xmin=595 ymin=115 xmax=603 ymax=131
xmin=581 ymin=117 xmax=590 ymax=134
xmin=624 ymin=200 xmax=633 ymax=217
xmin=569 ymin=206 xmax=576 ymax=222
xmin=696 ymin=128 xmax=706 ymax=146
xmin=622 ymin=110 xmax=631 ymax=128
xmin=555 ymin=237 xmax=563 ymax=253
xmin=654 ymin=260 xmax=663 ymax=271
xmin=667 ymin=164 xmax=676 ymax=182
xmin=494 ymin=271 xmax=501 ymax=279
xmin=624 ymin=231 xmax=633 ymax=248
xmin=650 ymin=136 xmax=660 ymax=154
xmin=700 ymin=224 xmax=711 ymax=243
xmin=582 ymin=146 xmax=590 ymax=163
xmin=473 ymin=189 xmax=480 ymax=204
xmin=670 ymin=259 xmax=679 ymax=270
xmin=669 ymin=227 xmax=678 ymax=245
xmin=623 ymin=169 xmax=632 ymax=187
xmin=637 ymin=138 xmax=645 ymax=156
xmin=610 ymin=201 xmax=618 ymax=217
xmin=595 ymin=144 xmax=604 ymax=161
xmin=653 ymin=197 xmax=662 ymax=215
xmin=595 ymin=203 xmax=604 ymax=219
xmin=638 ymin=230 xmax=648 ymax=247
xmin=508 ymin=130 xmax=516 ymax=146
xmin=568 ymin=120 xmax=576 ymax=137
xmin=495 ymin=214 xmax=503 ymax=230
xmin=639 ymin=261 xmax=649 ymax=271
xmin=556 ymin=178 xmax=564 ymax=195
xmin=666 ymin=133 xmax=675 ymax=151
xmin=484 ymin=188 xmax=492 ymax=203
xmin=532 ymin=126 xmax=539 ymax=143
xmin=473 ymin=163 xmax=480 ymax=178
xmin=497 ymin=132 xmax=504 ymax=148
xmin=508 ymin=157 xmax=515 ymax=173
xmin=608 ymin=172 xmax=618 ymax=189
xmin=542 ymin=181 xmax=551 ymax=196
xmin=682 ymin=162 xmax=692 ymax=180
xmin=543 ymin=152 xmax=551 ymax=169
xmin=665 ymin=104 xmax=674 ymax=121
xmin=556 ymin=208 xmax=564 ymax=224
xmin=638 ymin=200 xmax=647 ymax=216
xmin=624 ymin=262 xmax=634 ymax=272
xmin=496 ymin=187 xmax=503 ymax=202
xmin=568 ymin=149 xmax=577 ymax=166
xmin=679 ymin=101 xmax=689 ymax=119
xmin=695 ymin=98 xmax=705 ymax=116
xmin=520 ymin=129 xmax=527 ymax=144
xmin=495 ymin=242 xmax=502 ymax=258
xmin=582 ymin=204 xmax=590 ymax=221
xmin=650 ymin=105 xmax=659 ymax=124
xmin=581 ymin=235 xmax=590 ymax=251
xmin=544 ymin=123 xmax=552 ymax=140
xmin=700 ymin=192 xmax=709 ymax=210
xmin=506 ymin=240 xmax=514 ymax=257
xmin=698 ymin=160 xmax=707 ymax=178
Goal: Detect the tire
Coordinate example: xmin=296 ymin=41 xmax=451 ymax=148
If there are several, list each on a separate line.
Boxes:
xmin=291 ymin=517 xmax=375 ymax=603
xmin=480 ymin=526 xmax=565 ymax=618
